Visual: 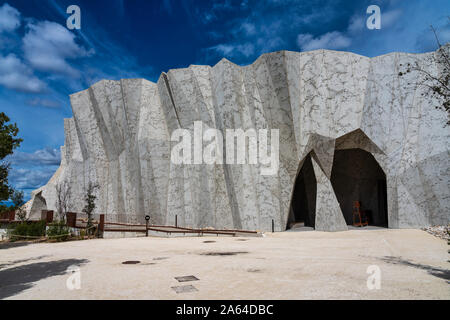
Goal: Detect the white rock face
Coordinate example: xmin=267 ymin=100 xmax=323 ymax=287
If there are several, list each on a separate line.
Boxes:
xmin=28 ymin=47 xmax=450 ymax=231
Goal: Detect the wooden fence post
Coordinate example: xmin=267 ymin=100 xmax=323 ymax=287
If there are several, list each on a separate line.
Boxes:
xmin=66 ymin=212 xmax=77 ymax=228
xmin=47 ymin=210 xmax=53 ymax=224
xmin=99 ymin=214 xmax=105 ymax=232
xmin=99 ymin=214 xmax=105 ymax=238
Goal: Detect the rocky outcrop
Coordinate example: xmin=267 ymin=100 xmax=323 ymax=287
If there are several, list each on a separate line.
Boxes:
xmin=27 ymin=47 xmax=450 ymax=231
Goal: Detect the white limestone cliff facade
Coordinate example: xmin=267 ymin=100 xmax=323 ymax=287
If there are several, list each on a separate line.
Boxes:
xmin=26 ymin=47 xmax=450 ymax=231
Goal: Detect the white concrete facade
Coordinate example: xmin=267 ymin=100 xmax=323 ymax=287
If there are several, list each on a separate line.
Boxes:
xmin=27 ymin=47 xmax=450 ymax=231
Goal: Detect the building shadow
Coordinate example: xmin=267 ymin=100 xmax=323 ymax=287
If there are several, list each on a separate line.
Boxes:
xmin=379 ymin=256 xmax=450 ymax=283
xmin=0 ymin=242 xmax=34 ymax=250
xmin=0 ymin=258 xmax=88 ymax=299
xmin=0 ymin=255 xmax=51 ymax=270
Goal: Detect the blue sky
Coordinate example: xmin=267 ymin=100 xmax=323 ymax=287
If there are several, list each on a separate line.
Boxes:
xmin=0 ymin=0 xmax=449 ymax=200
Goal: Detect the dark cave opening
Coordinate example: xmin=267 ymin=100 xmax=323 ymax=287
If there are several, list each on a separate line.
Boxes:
xmin=330 ymin=148 xmax=388 ymax=227
xmin=287 ymin=154 xmax=316 ymax=229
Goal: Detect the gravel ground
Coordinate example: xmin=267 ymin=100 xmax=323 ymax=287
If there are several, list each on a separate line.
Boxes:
xmin=421 ymin=225 xmax=450 ymax=241
xmin=0 ymin=228 xmax=449 ymax=300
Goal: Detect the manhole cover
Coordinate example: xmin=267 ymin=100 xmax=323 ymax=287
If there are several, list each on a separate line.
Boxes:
xmin=236 ymin=239 xmax=249 ymax=241
xmin=175 ymin=275 xmax=199 ymax=282
xmin=203 ymin=240 xmax=216 ymax=243
xmin=153 ymin=257 xmax=169 ymax=261
xmin=171 ymin=285 xmax=198 ymax=294
xmin=122 ymin=260 xmax=141 ymax=264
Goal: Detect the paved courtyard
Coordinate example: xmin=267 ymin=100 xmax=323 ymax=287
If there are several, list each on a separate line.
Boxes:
xmin=0 ymin=228 xmax=448 ymax=299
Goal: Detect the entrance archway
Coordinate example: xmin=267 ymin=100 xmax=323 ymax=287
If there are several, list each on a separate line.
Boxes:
xmin=287 ymin=154 xmax=316 ymax=229
xmin=330 ymin=148 xmax=388 ymax=227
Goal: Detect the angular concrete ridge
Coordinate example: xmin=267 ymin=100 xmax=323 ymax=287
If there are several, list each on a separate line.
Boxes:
xmin=27 ymin=47 xmax=450 ymax=231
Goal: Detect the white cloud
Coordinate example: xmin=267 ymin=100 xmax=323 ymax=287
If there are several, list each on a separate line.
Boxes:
xmin=210 ymin=44 xmax=234 ymax=56
xmin=346 ymin=9 xmax=402 ymax=36
xmin=293 ymin=9 xmax=331 ymax=25
xmin=211 ymin=0 xmax=233 ymax=11
xmin=382 ymin=9 xmax=402 ymax=28
xmin=209 ymin=43 xmax=255 ymax=58
xmin=257 ymin=36 xmax=284 ymax=53
xmin=196 ymin=0 xmax=235 ymax=24
xmin=238 ymin=43 xmax=255 ymax=57
xmin=7 ymin=148 xmax=61 ymax=192
xmin=0 ymin=3 xmax=20 ymax=33
xmin=206 ymin=18 xmax=286 ymax=62
xmin=297 ymin=31 xmax=351 ymax=51
xmin=8 ymin=166 xmax=57 ymax=190
xmin=348 ymin=15 xmax=365 ymax=34
xmin=241 ymin=22 xmax=256 ymax=36
xmin=7 ymin=147 xmax=61 ymax=166
xmin=0 ymin=54 xmax=46 ymax=93
xmin=27 ymin=98 xmax=60 ymax=108
xmin=201 ymin=12 xmax=216 ymax=24
xmin=23 ymin=21 xmax=93 ymax=77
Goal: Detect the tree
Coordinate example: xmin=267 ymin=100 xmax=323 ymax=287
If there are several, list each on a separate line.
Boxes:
xmin=82 ymin=182 xmax=99 ymax=235
xmin=0 ymin=112 xmax=23 ymax=203
xmin=11 ymin=189 xmax=24 ymax=208
xmin=399 ymin=26 xmax=449 ymax=126
xmin=11 ymin=189 xmax=26 ymax=222
xmin=56 ymin=181 xmax=72 ymax=222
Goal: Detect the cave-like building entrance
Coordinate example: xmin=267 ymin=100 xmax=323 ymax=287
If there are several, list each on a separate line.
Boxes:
xmin=330 ymin=148 xmax=388 ymax=227
xmin=286 ymin=153 xmax=317 ymax=230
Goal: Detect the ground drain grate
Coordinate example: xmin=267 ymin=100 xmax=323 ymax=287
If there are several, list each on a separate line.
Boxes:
xmin=175 ymin=275 xmax=199 ymax=282
xmin=200 ymin=251 xmax=248 ymax=256
xmin=153 ymin=257 xmax=169 ymax=260
xmin=122 ymin=260 xmax=141 ymax=264
xmin=171 ymin=285 xmax=198 ymax=294
xmin=203 ymin=240 xmax=216 ymax=243
xmin=236 ymin=239 xmax=249 ymax=241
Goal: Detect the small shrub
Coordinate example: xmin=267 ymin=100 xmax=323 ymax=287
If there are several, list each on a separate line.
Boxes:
xmin=47 ymin=221 xmax=71 ymax=242
xmin=8 ymin=220 xmax=46 ymax=241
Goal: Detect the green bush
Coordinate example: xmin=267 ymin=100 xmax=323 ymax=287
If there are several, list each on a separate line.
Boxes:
xmin=47 ymin=221 xmax=71 ymax=242
xmin=8 ymin=220 xmax=46 ymax=241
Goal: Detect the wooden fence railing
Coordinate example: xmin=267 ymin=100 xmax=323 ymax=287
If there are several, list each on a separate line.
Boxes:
xmin=2 ymin=210 xmax=259 ymax=238
xmin=100 ymin=220 xmax=259 ymax=237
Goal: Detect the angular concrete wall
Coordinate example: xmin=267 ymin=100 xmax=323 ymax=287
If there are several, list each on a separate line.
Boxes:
xmin=27 ymin=47 xmax=450 ymax=231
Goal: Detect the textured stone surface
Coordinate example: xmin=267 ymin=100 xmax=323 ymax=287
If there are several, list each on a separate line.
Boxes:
xmin=27 ymin=47 xmax=450 ymax=231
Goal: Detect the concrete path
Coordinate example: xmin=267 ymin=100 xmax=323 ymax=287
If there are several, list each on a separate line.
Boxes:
xmin=0 ymin=229 xmax=448 ymax=299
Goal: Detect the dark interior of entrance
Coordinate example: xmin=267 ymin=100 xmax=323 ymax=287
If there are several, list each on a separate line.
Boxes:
xmin=287 ymin=154 xmax=316 ymax=229
xmin=330 ymin=148 xmax=388 ymax=227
